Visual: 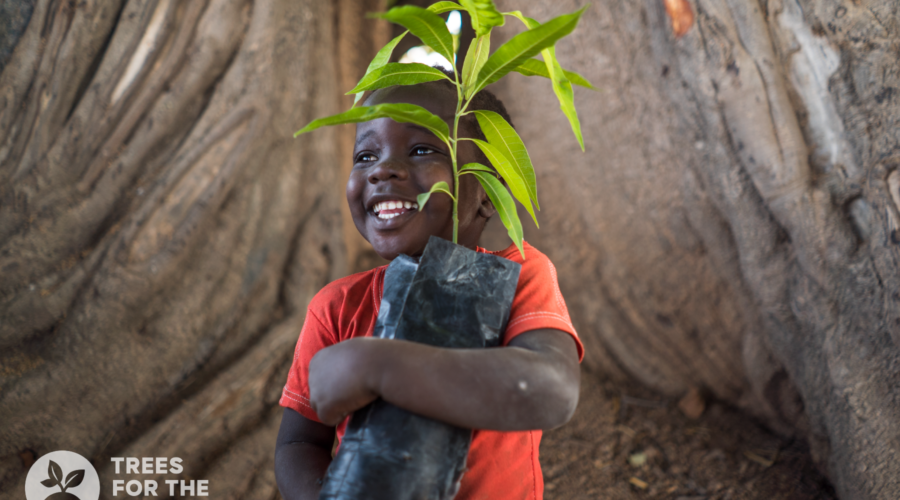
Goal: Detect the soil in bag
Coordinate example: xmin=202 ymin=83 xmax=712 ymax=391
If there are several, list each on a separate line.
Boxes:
xmin=319 ymin=236 xmax=522 ymax=500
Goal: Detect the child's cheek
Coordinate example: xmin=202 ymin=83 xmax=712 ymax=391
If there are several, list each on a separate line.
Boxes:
xmin=346 ymin=172 xmax=371 ymax=234
xmin=346 ymin=172 xmax=365 ymax=210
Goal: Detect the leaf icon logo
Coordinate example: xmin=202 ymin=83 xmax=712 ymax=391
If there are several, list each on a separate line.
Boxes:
xmin=25 ymin=451 xmax=99 ymax=500
xmin=35 ymin=458 xmax=88 ymax=499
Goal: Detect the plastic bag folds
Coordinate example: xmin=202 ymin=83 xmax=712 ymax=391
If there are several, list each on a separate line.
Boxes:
xmin=319 ymin=236 xmax=521 ymax=500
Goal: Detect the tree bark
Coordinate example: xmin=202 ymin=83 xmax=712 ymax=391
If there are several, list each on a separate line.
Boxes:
xmin=0 ymin=0 xmax=387 ymax=498
xmin=485 ymin=1 xmax=899 ymax=498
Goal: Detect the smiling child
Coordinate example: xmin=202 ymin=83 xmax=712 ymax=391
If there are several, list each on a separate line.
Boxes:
xmin=274 ymin=78 xmax=583 ymax=500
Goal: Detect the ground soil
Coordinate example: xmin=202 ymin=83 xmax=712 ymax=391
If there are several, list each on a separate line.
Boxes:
xmin=539 ymin=371 xmax=837 ymax=500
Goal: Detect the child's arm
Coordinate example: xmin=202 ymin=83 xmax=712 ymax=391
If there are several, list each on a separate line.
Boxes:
xmin=274 ymin=408 xmax=335 ymax=500
xmin=308 ymin=328 xmax=580 ymax=430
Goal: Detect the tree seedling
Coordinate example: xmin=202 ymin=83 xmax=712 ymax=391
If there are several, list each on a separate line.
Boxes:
xmin=295 ymin=1 xmax=594 ymax=258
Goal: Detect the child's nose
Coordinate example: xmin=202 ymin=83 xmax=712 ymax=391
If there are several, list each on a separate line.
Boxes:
xmin=367 ymin=158 xmax=410 ymax=184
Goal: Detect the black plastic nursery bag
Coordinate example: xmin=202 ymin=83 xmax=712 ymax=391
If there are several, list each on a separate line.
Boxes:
xmin=319 ymin=236 xmax=522 ymax=500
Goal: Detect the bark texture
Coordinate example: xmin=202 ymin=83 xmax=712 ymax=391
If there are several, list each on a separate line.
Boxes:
xmin=485 ymin=1 xmax=899 ymax=498
xmin=0 ymin=0 xmax=388 ymax=498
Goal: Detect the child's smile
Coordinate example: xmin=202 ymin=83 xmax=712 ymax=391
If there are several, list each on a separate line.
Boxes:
xmin=364 ymin=185 xmax=424 ymax=231
xmin=347 ymin=84 xmax=494 ymax=260
xmin=372 ymin=200 xmax=419 ymax=220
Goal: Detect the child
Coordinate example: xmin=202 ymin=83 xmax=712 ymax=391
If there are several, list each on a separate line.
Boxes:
xmin=275 ymin=78 xmax=583 ymax=500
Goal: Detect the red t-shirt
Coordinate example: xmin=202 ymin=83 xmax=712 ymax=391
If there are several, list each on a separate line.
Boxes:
xmin=280 ymin=242 xmax=583 ymax=500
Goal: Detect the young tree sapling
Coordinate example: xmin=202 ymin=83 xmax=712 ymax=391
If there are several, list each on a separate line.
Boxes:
xmin=295 ymin=1 xmax=595 ymax=256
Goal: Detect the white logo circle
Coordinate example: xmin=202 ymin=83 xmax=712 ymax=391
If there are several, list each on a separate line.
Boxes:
xmin=25 ymin=451 xmax=100 ymax=500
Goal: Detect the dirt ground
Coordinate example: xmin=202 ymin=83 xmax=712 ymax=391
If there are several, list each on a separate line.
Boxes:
xmin=539 ymin=370 xmax=837 ymax=500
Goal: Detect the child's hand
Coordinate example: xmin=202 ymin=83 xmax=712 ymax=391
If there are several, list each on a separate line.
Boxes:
xmin=308 ymin=337 xmax=382 ymax=425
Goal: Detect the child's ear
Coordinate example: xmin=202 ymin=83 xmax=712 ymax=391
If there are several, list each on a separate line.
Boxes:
xmin=478 ymin=188 xmax=496 ymax=220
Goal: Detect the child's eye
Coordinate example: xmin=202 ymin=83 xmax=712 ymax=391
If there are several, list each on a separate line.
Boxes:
xmin=356 ymin=152 xmax=377 ymax=162
xmin=411 ymin=146 xmax=438 ymax=156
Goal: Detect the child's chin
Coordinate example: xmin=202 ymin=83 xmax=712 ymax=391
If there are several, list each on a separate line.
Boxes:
xmin=375 ymin=247 xmax=423 ymax=262
xmin=371 ymin=239 xmax=427 ymax=261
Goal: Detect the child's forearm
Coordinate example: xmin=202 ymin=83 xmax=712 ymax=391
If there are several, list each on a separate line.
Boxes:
xmin=274 ymin=443 xmax=331 ymax=500
xmin=308 ymin=329 xmax=580 ymax=431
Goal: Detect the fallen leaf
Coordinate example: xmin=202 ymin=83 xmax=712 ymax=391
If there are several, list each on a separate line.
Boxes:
xmin=629 ymin=477 xmax=649 ymax=489
xmin=615 ymin=425 xmax=636 ymax=438
xmin=664 ymin=0 xmax=694 ymax=38
xmin=629 ymin=452 xmax=648 ymax=467
xmin=593 ymin=459 xmax=610 ymax=469
xmin=678 ymin=387 xmax=706 ymax=419
xmin=744 ymin=450 xmax=776 ymax=468
xmin=18 ymin=450 xmax=36 ymax=468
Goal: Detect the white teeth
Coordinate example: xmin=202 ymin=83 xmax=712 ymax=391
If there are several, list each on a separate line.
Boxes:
xmin=373 ymin=200 xmax=418 ymax=215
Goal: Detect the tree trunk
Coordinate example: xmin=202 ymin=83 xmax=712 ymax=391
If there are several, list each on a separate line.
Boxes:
xmin=485 ymin=1 xmax=899 ymax=498
xmin=0 ymin=0 xmax=388 ymax=498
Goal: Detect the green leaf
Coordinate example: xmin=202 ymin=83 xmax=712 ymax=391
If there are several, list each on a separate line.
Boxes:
xmin=417 ymin=181 xmax=454 ymax=209
xmin=512 ymin=58 xmax=597 ymax=89
xmin=471 ymin=169 xmax=525 ymax=258
xmin=294 ymin=103 xmax=450 ymax=143
xmin=468 ymin=138 xmax=537 ymax=227
xmin=471 ymin=6 xmax=586 ymax=96
xmin=472 ymin=110 xmax=538 ymax=209
xmin=459 ymin=162 xmax=495 ymax=174
xmin=543 ymin=46 xmax=584 ymax=150
xmin=352 ymin=91 xmax=367 ymax=108
xmin=503 ymin=10 xmax=539 ymax=29
xmin=427 ymin=1 xmax=463 ymax=14
xmin=348 ymin=62 xmax=451 ymax=94
xmin=373 ymin=6 xmax=455 ymax=62
xmin=352 ymin=31 xmax=409 ymax=107
xmin=367 ymin=31 xmax=408 ymax=74
xmin=459 ymin=0 xmax=504 ymax=36
xmin=462 ymin=34 xmax=490 ymax=97
xmin=503 ymin=11 xmax=587 ymax=150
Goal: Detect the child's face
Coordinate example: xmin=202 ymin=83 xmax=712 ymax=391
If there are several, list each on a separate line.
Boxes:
xmin=347 ymin=84 xmax=493 ymax=260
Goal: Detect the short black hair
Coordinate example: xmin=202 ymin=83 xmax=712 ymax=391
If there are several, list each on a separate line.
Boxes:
xmin=419 ymin=66 xmax=513 ymax=169
xmin=429 ymin=66 xmax=515 ymax=139
xmin=362 ymin=66 xmax=515 ymax=168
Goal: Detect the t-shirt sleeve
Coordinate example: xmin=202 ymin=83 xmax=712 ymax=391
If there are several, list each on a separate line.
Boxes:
xmin=502 ymin=248 xmax=584 ymax=361
xmin=279 ymin=305 xmax=336 ymax=423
